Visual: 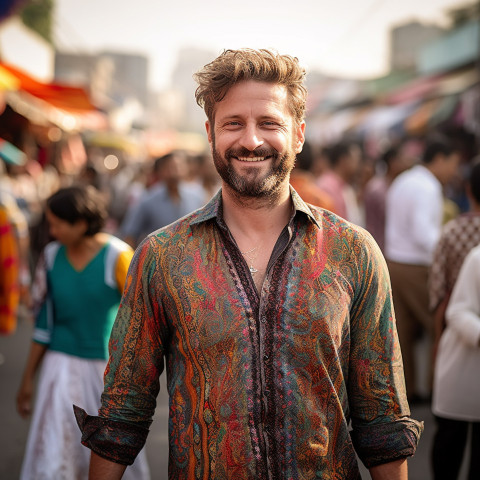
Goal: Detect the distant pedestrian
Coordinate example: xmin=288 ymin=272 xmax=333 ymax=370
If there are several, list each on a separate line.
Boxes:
xmin=385 ymin=134 xmax=460 ymax=403
xmin=431 ymin=243 xmax=480 ymax=480
xmin=0 ymin=203 xmax=19 ymax=335
xmin=430 ymin=159 xmax=480 ymax=480
xmin=16 ymin=185 xmax=150 ymax=480
xmin=429 ymin=159 xmax=480 ymax=360
xmin=363 ymin=143 xmax=412 ymax=252
xmin=289 ymin=140 xmax=336 ymax=211
xmin=119 ymin=151 xmax=206 ymax=247
xmin=316 ymin=140 xmax=363 ymax=225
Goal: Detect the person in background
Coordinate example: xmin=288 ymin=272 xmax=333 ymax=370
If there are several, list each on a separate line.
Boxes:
xmin=316 ymin=140 xmax=363 ymax=225
xmin=194 ymin=151 xmax=222 ymax=203
xmin=428 ymin=159 xmax=480 ymax=480
xmin=364 ymin=143 xmax=413 ymax=252
xmin=0 ymin=203 xmax=19 ymax=335
xmin=431 ymin=242 xmax=480 ymax=480
xmin=289 ymin=139 xmax=336 ymax=211
xmin=0 ymin=159 xmax=32 ymax=311
xmin=76 ymin=48 xmax=421 ymax=480
xmin=119 ymin=151 xmax=206 ymax=247
xmin=385 ymin=134 xmax=460 ymax=404
xmin=16 ymin=185 xmax=150 ymax=480
xmin=429 ymin=159 xmax=480 ymax=360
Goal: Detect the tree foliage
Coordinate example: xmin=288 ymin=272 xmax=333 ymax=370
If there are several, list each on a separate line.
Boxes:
xmin=20 ymin=0 xmax=54 ymax=44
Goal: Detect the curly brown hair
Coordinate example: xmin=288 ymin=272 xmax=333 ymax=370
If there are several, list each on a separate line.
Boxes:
xmin=194 ymin=48 xmax=307 ymax=125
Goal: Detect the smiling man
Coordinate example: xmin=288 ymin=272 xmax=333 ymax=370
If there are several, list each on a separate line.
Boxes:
xmin=75 ymin=49 xmax=422 ymax=480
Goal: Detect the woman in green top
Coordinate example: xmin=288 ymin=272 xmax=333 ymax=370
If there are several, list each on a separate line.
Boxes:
xmin=16 ymin=185 xmax=150 ymax=480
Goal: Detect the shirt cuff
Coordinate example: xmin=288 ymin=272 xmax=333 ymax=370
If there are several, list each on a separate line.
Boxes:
xmin=73 ymin=405 xmax=149 ymax=466
xmin=351 ymin=417 xmax=424 ymax=468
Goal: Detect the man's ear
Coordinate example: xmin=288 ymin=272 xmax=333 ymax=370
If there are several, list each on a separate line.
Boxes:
xmin=206 ymin=120 xmax=213 ymax=145
xmin=295 ymin=122 xmax=306 ymax=154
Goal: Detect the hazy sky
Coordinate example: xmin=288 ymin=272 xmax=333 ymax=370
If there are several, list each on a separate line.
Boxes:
xmin=54 ymin=0 xmax=469 ymax=90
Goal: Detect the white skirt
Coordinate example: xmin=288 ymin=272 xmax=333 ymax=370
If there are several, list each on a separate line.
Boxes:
xmin=20 ymin=350 xmax=151 ymax=480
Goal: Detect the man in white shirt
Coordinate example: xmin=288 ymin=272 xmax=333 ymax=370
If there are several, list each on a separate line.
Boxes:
xmin=385 ymin=134 xmax=460 ymax=403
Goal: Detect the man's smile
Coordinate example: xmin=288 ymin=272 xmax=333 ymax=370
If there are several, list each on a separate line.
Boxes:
xmin=235 ymin=156 xmax=270 ymax=163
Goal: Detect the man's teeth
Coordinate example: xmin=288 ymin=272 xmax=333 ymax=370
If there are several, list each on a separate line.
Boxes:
xmin=237 ymin=157 xmax=266 ymax=162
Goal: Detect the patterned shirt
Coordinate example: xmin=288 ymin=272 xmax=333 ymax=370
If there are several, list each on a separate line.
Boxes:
xmin=75 ymin=189 xmax=422 ymax=480
xmin=429 ymin=212 xmax=480 ymax=312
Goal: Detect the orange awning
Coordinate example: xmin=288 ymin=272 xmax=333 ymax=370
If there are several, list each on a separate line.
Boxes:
xmin=0 ymin=62 xmax=96 ymax=112
xmin=0 ymin=63 xmax=107 ymax=131
xmin=0 ymin=65 xmax=20 ymax=91
xmin=404 ymin=99 xmax=440 ymax=135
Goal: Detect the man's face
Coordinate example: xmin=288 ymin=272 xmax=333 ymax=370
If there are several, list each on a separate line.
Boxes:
xmin=343 ymin=145 xmax=362 ymax=183
xmin=205 ymin=80 xmax=305 ymax=200
xmin=438 ymin=151 xmax=461 ymax=185
xmin=160 ymin=154 xmax=188 ymax=185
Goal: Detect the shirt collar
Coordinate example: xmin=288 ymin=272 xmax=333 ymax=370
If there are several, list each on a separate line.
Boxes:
xmin=190 ymin=186 xmax=321 ymax=230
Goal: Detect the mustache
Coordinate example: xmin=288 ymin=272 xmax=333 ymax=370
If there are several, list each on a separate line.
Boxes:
xmin=225 ymin=146 xmax=279 ymax=159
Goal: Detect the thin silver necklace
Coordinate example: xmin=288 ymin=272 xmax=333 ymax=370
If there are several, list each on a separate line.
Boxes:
xmin=240 ymin=245 xmax=260 ymax=275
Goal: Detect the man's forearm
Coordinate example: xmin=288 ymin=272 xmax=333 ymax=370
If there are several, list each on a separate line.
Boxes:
xmin=369 ymin=458 xmax=408 ymax=480
xmin=89 ymin=451 xmax=127 ymax=480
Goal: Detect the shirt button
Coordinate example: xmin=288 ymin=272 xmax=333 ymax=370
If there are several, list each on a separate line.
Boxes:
xmin=263 ymin=354 xmax=269 ymax=361
xmin=261 ymin=316 xmax=267 ymax=323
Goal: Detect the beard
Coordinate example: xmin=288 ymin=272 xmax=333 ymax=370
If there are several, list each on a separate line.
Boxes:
xmin=211 ymin=140 xmax=296 ymax=201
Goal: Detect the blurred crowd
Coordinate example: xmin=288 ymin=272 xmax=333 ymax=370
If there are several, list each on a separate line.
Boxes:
xmin=0 ymin=127 xmax=478 ymax=338
xmin=0 ymin=123 xmax=479 ymax=478
xmin=0 ymin=140 xmax=221 ymax=331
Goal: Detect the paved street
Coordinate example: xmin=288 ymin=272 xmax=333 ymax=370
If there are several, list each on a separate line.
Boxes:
xmin=0 ymin=316 xmax=469 ymax=479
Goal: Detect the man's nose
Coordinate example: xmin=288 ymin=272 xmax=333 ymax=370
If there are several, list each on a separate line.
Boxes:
xmin=238 ymin=124 xmax=263 ymax=152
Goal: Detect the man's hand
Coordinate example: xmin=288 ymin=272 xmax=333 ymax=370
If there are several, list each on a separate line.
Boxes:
xmin=16 ymin=378 xmax=33 ymax=418
xmin=89 ymin=451 xmax=127 ymax=480
xmin=369 ymin=458 xmax=408 ymax=480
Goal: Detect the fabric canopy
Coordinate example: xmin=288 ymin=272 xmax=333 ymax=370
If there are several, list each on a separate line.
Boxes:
xmin=0 ymin=65 xmax=20 ymax=91
xmin=385 ymin=74 xmax=442 ymax=105
xmin=0 ymin=62 xmax=96 ymax=112
xmin=0 ymin=63 xmax=106 ymax=131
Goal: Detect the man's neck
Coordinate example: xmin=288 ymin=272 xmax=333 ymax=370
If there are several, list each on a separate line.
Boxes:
xmin=166 ymin=182 xmax=180 ymax=201
xmin=424 ymin=162 xmax=443 ymax=185
xmin=221 ymin=183 xmax=292 ymax=242
xmin=470 ymin=199 xmax=480 ymax=213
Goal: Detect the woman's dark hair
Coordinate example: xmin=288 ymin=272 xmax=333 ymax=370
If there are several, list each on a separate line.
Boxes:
xmin=46 ymin=185 xmax=107 ymax=236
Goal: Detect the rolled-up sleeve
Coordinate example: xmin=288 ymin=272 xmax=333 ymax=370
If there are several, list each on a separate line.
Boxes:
xmin=348 ymin=230 xmax=423 ymax=468
xmin=75 ymin=236 xmax=168 ymax=465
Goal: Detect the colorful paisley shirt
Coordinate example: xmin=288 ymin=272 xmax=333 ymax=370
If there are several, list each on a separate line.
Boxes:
xmin=75 ymin=188 xmax=423 ymax=480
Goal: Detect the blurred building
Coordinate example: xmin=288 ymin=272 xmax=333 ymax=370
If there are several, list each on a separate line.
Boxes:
xmin=169 ymin=47 xmax=217 ymax=133
xmin=55 ymin=51 xmax=148 ymax=131
xmin=306 ymin=0 xmax=480 ymax=155
xmin=390 ymin=21 xmax=445 ymax=72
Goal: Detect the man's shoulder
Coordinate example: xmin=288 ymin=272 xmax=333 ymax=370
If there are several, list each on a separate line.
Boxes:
xmin=306 ymin=204 xmax=384 ymax=275
xmin=307 ymin=203 xmax=370 ymax=239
